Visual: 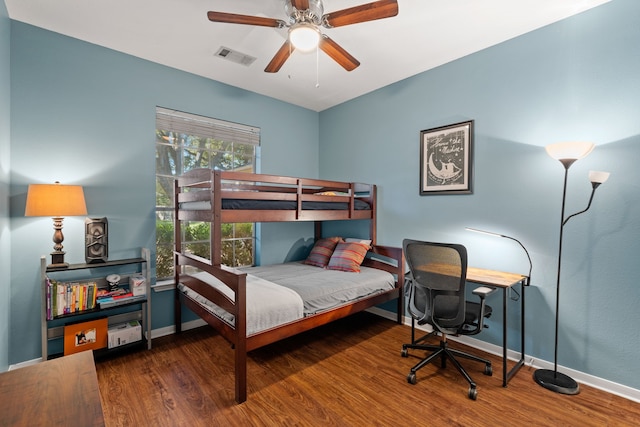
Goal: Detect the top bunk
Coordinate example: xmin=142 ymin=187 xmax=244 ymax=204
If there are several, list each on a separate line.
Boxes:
xmin=175 ymin=169 xmax=377 ymax=224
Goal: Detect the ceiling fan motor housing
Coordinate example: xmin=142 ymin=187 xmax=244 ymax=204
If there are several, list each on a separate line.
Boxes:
xmin=285 ymin=0 xmax=324 ymax=25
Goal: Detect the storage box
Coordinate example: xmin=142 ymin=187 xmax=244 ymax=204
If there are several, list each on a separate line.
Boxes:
xmin=107 ymin=320 xmax=142 ymax=349
xmin=129 ymin=274 xmax=146 ymax=296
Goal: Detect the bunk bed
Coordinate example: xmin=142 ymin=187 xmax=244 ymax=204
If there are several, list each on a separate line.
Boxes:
xmin=173 ymin=168 xmax=404 ymax=403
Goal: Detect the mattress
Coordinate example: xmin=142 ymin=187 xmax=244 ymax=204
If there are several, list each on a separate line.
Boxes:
xmin=239 ymin=262 xmax=395 ymax=315
xmin=221 ymin=198 xmax=371 ymax=210
xmin=178 ymin=262 xmax=395 ymax=336
xmin=178 ymin=272 xmax=304 ymax=336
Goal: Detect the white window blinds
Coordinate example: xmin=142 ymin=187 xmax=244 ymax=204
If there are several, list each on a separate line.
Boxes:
xmin=156 ymin=107 xmax=260 ymax=146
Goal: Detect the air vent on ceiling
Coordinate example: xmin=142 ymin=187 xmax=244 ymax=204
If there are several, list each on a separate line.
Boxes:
xmin=214 ymin=46 xmax=257 ymax=67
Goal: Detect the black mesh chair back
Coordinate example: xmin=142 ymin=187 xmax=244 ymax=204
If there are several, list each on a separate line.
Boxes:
xmin=404 ymin=240 xmax=468 ymax=333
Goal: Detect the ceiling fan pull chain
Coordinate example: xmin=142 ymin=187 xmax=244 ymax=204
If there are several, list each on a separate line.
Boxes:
xmin=315 ymin=44 xmax=320 ymax=88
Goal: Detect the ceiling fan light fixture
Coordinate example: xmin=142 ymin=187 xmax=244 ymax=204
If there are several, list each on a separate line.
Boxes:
xmin=289 ymin=23 xmax=320 ymax=52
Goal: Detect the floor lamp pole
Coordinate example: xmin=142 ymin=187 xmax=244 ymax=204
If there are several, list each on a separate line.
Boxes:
xmin=554 ymin=167 xmax=568 ymax=374
xmin=533 ymin=160 xmax=580 ymax=395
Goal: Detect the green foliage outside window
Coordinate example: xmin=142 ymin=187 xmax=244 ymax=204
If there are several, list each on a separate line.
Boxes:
xmin=155 ymin=120 xmax=257 ymax=281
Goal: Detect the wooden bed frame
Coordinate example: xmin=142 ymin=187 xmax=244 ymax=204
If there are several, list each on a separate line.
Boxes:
xmin=174 ymin=169 xmax=404 ymax=403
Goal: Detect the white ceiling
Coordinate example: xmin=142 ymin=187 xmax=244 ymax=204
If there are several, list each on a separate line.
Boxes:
xmin=6 ymin=0 xmax=610 ymax=112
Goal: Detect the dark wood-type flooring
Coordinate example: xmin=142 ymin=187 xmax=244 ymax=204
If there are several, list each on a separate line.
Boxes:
xmin=95 ymin=312 xmax=640 ymax=426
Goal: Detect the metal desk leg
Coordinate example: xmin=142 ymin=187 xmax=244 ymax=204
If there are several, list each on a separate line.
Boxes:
xmin=503 ymin=278 xmax=527 ymax=386
xmin=503 ymin=286 xmax=508 ymax=386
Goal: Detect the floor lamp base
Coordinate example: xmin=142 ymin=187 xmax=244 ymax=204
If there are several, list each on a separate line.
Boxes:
xmin=533 ymin=368 xmax=580 ymax=395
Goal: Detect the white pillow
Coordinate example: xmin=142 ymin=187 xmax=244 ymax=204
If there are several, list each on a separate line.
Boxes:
xmin=344 ymin=238 xmax=372 ymax=247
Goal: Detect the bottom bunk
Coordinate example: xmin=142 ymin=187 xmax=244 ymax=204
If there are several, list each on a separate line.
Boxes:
xmin=175 ymin=244 xmax=404 ymax=403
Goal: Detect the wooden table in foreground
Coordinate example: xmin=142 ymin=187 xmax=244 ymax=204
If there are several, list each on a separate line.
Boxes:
xmin=0 ymin=350 xmax=105 ymax=427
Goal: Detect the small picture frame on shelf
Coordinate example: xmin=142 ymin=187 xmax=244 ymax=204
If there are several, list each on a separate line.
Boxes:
xmin=420 ymin=120 xmax=474 ymax=195
xmin=63 ymin=317 xmax=108 ymax=356
xmin=85 ymin=217 xmax=108 ymax=263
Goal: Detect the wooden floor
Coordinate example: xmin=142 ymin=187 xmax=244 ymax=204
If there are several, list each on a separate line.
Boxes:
xmin=95 ymin=312 xmax=640 ymax=426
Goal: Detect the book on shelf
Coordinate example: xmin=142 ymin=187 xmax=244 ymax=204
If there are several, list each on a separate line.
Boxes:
xmin=45 ymin=280 xmax=145 ymax=318
xmin=45 ymin=279 xmax=99 ymax=320
xmin=97 ymin=293 xmax=146 ymax=309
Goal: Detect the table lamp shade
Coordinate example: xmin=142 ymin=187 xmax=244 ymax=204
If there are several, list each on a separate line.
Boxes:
xmin=25 ymin=183 xmax=87 ymax=217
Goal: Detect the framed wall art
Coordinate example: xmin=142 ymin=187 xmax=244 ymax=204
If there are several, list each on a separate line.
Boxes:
xmin=420 ymin=120 xmax=474 ymax=195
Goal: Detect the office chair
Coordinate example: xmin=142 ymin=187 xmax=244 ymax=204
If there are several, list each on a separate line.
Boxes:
xmin=401 ymin=239 xmax=494 ymax=400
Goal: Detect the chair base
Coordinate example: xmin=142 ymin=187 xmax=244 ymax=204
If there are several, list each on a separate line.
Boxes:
xmin=402 ymin=338 xmax=492 ymax=400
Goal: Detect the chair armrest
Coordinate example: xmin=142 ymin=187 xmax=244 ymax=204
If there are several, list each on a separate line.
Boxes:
xmin=472 ymin=286 xmax=497 ymax=299
xmin=470 ymin=286 xmax=497 ymax=333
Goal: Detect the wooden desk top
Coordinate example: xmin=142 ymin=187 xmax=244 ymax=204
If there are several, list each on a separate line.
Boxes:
xmin=467 ymin=266 xmax=527 ymax=288
xmin=0 ymin=351 xmax=105 ymax=427
xmin=411 ymin=263 xmax=527 ymax=289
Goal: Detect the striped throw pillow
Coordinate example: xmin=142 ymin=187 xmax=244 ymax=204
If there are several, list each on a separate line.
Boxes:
xmin=326 ymin=242 xmax=370 ymax=272
xmin=304 ymin=237 xmax=343 ymax=268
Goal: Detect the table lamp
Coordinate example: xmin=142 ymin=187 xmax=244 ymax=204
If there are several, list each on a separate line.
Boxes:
xmin=25 ymin=181 xmax=88 ymax=268
xmin=465 ymin=227 xmax=532 ymax=281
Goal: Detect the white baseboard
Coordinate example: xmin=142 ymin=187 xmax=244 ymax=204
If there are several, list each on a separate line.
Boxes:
xmin=152 ymin=318 xmax=207 ymax=339
xmin=367 ymin=307 xmax=640 ymax=403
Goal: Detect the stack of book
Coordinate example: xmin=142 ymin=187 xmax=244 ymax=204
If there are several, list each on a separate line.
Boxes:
xmin=45 ymin=278 xmax=98 ymax=320
xmin=96 ymin=288 xmax=146 ymax=308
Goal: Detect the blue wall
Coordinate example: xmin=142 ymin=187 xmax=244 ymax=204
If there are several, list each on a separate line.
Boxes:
xmin=8 ymin=21 xmax=319 ymax=364
xmin=320 ymin=0 xmax=640 ymax=390
xmin=0 ymin=0 xmax=11 ymax=372
xmin=6 ymin=0 xmax=640 ymax=395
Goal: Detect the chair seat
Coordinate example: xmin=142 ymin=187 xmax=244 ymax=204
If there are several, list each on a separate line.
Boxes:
xmin=465 ymin=301 xmax=492 ymax=324
xmin=416 ymin=301 xmax=492 ymax=328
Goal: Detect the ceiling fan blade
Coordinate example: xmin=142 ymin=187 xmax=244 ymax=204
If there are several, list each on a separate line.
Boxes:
xmin=323 ymin=0 xmax=398 ymax=28
xmin=207 ymin=11 xmax=285 ymax=28
xmin=265 ymin=40 xmax=294 ymax=73
xmin=290 ymin=0 xmax=310 ymax=10
xmin=319 ymin=36 xmax=360 ymax=71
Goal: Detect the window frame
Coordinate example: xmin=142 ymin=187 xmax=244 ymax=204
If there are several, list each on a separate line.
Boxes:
xmin=155 ymin=107 xmax=260 ymax=283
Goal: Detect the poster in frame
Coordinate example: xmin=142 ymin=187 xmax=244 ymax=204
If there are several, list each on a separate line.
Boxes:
xmin=63 ymin=317 xmax=108 ymax=356
xmin=420 ymin=120 xmax=474 ymax=195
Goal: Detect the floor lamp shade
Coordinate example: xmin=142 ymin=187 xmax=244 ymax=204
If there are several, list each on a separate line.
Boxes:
xmin=545 ymin=141 xmax=595 ymax=169
xmin=25 ymin=182 xmax=88 ymax=267
xmin=545 ymin=141 xmax=594 ymax=162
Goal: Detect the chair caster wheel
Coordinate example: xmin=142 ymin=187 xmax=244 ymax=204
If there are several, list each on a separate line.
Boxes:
xmin=407 ymin=372 xmax=417 ymax=384
xmin=401 ymin=348 xmax=408 ymax=357
xmin=484 ymin=364 xmax=493 ymax=376
xmin=468 ymin=387 xmax=478 ymax=400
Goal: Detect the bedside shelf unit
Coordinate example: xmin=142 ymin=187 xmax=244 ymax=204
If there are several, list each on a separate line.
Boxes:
xmin=41 ymin=248 xmax=151 ymax=360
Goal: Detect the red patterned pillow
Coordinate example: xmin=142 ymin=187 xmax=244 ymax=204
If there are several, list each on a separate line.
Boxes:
xmin=304 ymin=237 xmax=342 ymax=268
xmin=327 ymin=242 xmax=370 ymax=272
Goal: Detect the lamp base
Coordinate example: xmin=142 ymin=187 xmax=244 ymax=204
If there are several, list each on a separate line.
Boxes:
xmin=533 ymin=368 xmax=580 ymax=395
xmin=49 ymin=251 xmax=69 ymax=269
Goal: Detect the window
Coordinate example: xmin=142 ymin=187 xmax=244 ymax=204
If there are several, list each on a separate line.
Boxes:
xmin=155 ymin=107 xmax=260 ymax=280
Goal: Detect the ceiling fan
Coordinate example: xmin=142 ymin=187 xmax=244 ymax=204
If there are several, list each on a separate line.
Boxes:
xmin=207 ymin=0 xmax=399 ymax=73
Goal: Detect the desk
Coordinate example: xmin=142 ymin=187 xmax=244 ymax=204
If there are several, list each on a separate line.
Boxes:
xmin=466 ymin=266 xmax=528 ymax=386
xmin=0 ymin=351 xmax=105 ymax=426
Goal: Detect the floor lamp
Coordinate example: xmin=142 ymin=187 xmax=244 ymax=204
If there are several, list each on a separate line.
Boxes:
xmin=533 ymin=141 xmax=610 ymax=395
